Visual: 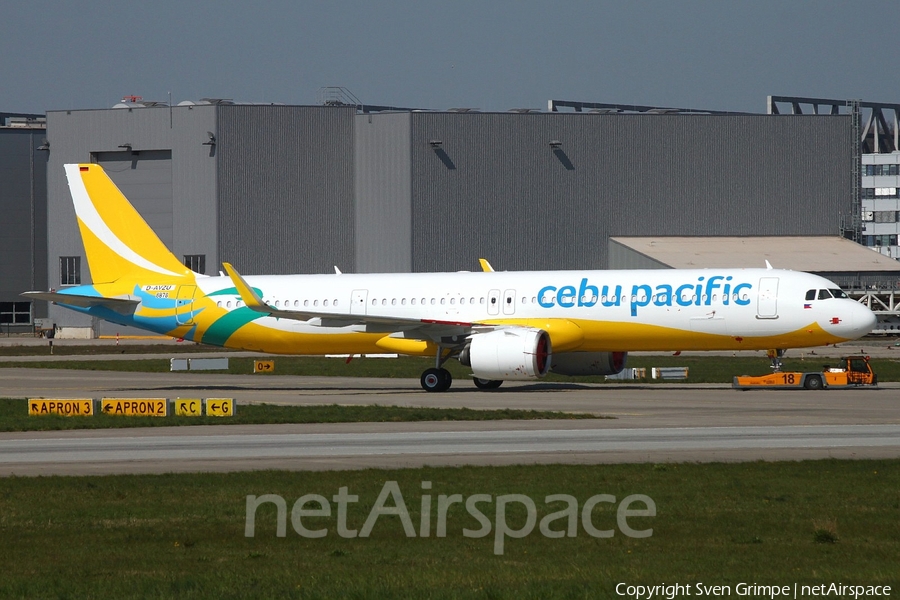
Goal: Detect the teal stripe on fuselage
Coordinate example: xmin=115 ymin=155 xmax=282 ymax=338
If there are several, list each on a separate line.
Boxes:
xmin=201 ymin=307 xmax=262 ymax=347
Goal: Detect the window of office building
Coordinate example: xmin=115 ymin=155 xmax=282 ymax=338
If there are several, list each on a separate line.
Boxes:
xmin=874 ymin=211 xmax=899 ymax=223
xmin=60 ymin=256 xmax=81 ymax=286
xmin=863 ymin=234 xmax=899 ymax=247
xmin=862 ymin=187 xmax=899 ymax=198
xmin=0 ymin=302 xmax=32 ymax=325
xmin=864 ymin=164 xmax=900 ymax=176
xmin=184 ymin=255 xmax=206 ymax=274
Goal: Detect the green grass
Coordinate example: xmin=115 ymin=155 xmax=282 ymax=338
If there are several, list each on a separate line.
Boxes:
xmin=0 ymin=399 xmax=599 ymax=433
xmin=0 ymin=460 xmax=897 ymax=598
xmin=4 ymin=354 xmax=900 ymax=382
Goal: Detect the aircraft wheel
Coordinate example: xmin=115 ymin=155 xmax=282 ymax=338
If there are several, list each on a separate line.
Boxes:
xmin=803 ymin=375 xmax=824 ymax=390
xmin=421 ymin=368 xmax=452 ymax=392
xmin=473 ymin=378 xmax=503 ymax=390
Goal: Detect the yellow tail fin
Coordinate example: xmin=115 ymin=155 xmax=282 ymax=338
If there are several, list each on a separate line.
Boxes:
xmin=65 ymin=164 xmax=190 ymax=284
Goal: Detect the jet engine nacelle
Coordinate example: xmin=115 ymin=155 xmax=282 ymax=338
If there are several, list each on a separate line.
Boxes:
xmin=550 ymin=351 xmax=628 ymax=376
xmin=461 ymin=328 xmax=551 ymax=380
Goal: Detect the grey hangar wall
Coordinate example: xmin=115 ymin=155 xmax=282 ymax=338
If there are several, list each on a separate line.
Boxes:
xmin=42 ymin=105 xmax=853 ymax=329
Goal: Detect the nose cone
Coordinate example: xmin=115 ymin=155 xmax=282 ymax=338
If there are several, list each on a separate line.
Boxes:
xmin=823 ymin=301 xmax=876 ymax=341
xmin=854 ymin=303 xmax=878 ymax=338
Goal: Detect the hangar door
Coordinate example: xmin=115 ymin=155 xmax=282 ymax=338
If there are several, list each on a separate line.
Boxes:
xmin=92 ymin=150 xmax=174 ymax=251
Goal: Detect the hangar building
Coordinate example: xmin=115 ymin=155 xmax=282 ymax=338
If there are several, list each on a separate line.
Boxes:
xmin=31 ymin=99 xmax=855 ymax=332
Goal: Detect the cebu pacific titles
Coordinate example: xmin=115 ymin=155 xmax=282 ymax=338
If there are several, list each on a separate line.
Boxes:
xmin=24 ymin=164 xmax=876 ymax=392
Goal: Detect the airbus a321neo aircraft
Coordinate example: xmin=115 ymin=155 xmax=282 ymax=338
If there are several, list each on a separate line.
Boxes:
xmin=25 ymin=164 xmax=877 ymax=392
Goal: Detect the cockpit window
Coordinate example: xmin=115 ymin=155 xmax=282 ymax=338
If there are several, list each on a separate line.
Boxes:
xmin=817 ymin=289 xmax=833 ymax=300
xmin=805 ymin=290 xmax=816 ymax=301
xmin=829 ymin=289 xmax=848 ymax=299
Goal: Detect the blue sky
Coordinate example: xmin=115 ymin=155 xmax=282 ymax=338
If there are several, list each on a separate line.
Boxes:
xmin=2 ymin=1 xmax=897 ymax=114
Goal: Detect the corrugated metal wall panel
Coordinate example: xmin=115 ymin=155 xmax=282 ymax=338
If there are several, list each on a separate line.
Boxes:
xmin=354 ymin=112 xmax=411 ymax=273
xmin=407 ymin=113 xmax=852 ymax=272
xmin=0 ymin=129 xmax=47 ymax=316
xmin=216 ymin=105 xmax=355 ymax=275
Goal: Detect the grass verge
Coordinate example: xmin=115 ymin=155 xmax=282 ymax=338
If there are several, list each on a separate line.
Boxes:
xmin=0 ymin=399 xmax=599 ymax=433
xmin=0 ymin=460 xmax=897 ymax=598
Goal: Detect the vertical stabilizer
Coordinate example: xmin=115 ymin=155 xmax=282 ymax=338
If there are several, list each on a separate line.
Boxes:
xmin=65 ymin=164 xmax=190 ymax=283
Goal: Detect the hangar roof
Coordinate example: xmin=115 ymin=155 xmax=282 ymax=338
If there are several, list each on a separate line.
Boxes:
xmin=610 ymin=236 xmax=900 ymax=272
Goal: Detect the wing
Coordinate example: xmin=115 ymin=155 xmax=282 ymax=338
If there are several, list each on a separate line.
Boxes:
xmin=222 ymin=263 xmax=479 ymax=337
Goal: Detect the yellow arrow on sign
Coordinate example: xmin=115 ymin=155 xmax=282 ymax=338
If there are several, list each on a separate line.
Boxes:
xmin=205 ymin=398 xmax=235 ymax=417
xmin=175 ymin=399 xmax=202 ymax=417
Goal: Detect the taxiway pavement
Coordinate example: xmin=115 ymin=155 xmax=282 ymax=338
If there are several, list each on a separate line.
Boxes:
xmin=1 ymin=367 xmax=898 ymax=475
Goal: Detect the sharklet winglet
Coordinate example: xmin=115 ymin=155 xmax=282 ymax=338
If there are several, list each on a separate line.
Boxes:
xmin=222 ymin=263 xmax=273 ymax=315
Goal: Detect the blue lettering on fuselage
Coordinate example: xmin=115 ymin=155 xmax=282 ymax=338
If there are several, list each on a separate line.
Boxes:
xmin=537 ymin=276 xmax=752 ymax=315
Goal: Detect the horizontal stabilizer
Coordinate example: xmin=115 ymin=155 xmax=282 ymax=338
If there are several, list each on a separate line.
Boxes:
xmin=22 ymin=291 xmax=140 ymax=315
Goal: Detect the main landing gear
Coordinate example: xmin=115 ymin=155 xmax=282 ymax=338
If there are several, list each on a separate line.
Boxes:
xmin=420 ymin=367 xmax=453 ymax=392
xmin=419 ymin=346 xmax=505 ymax=392
xmin=473 ymin=378 xmax=503 ymax=390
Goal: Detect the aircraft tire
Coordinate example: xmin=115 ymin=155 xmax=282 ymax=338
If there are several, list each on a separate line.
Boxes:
xmin=803 ymin=374 xmax=824 ymax=390
xmin=421 ymin=368 xmax=452 ymax=392
xmin=473 ymin=378 xmax=503 ymax=390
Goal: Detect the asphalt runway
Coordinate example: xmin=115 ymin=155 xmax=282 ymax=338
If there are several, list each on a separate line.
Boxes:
xmin=1 ymin=367 xmax=899 ymax=475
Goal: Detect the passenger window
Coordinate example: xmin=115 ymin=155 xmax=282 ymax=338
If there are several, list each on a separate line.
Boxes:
xmin=237 ymin=301 xmax=243 ymax=307
xmin=216 ymin=301 xmax=222 ymax=308
xmin=805 ymin=290 xmax=816 ymax=301
xmin=411 ymin=298 xmax=416 ymax=305
xmin=401 ymin=298 xmax=407 ymax=305
xmin=450 ymin=298 xmax=456 ymax=305
xmin=314 ymin=300 xmax=319 ymax=307
xmin=391 ymin=298 xmax=397 ymax=305
xmin=305 ymin=300 xmax=310 ymax=307
xmin=459 ymin=298 xmax=465 ymax=305
xmin=818 ymin=289 xmax=833 ymax=300
xmin=371 ymin=299 xmax=376 ymax=306
xmin=324 ymin=299 xmax=329 ymax=307
xmin=440 ymin=298 xmax=446 ymax=305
